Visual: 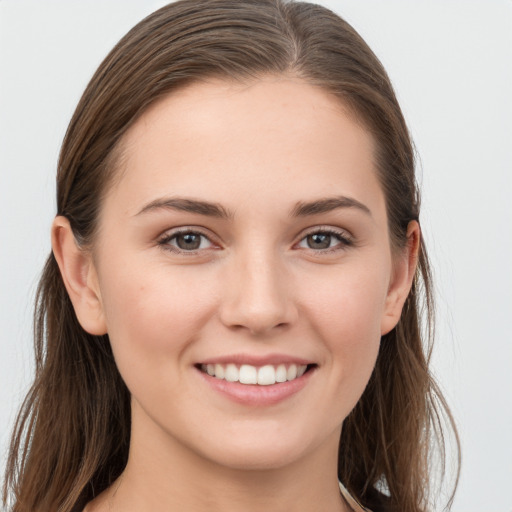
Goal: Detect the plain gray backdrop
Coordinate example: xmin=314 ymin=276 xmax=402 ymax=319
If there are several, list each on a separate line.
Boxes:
xmin=1 ymin=1 xmax=511 ymax=510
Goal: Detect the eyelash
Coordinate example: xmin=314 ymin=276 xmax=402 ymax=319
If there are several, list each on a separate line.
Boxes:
xmin=157 ymin=228 xmax=215 ymax=254
xmin=297 ymin=228 xmax=354 ymax=254
xmin=157 ymin=227 xmax=354 ymax=255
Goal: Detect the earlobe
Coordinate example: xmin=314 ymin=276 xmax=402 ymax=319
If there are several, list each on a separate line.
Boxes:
xmin=51 ymin=216 xmax=107 ymax=335
xmin=381 ymin=221 xmax=420 ymax=336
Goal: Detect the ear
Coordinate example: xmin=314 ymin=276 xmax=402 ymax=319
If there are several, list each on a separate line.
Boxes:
xmin=380 ymin=221 xmax=420 ymax=336
xmin=51 ymin=216 xmax=107 ymax=335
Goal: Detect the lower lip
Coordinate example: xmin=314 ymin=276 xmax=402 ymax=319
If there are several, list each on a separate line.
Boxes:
xmin=196 ymin=367 xmax=315 ymax=406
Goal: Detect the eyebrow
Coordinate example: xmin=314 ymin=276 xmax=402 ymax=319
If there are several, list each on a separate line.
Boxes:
xmin=136 ymin=197 xmax=233 ymax=219
xmin=290 ymin=196 xmax=372 ymax=217
xmin=135 ymin=195 xmax=371 ymax=219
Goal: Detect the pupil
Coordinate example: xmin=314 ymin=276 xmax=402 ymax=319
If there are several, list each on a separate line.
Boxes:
xmin=308 ymin=233 xmax=330 ymax=249
xmin=177 ymin=233 xmax=200 ymax=250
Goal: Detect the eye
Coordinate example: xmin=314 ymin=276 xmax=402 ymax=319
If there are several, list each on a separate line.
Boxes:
xmin=158 ymin=229 xmax=214 ymax=253
xmin=296 ymin=228 xmax=353 ymax=252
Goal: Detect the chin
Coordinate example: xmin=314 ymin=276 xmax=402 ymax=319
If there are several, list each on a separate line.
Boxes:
xmin=187 ymin=422 xmax=337 ymax=472
xmin=203 ymin=443 xmax=307 ymax=472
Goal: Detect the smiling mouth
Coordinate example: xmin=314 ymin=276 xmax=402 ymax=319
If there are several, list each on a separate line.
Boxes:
xmin=197 ymin=363 xmax=316 ymax=386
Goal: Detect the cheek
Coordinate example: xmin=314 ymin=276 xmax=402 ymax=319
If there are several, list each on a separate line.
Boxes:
xmin=97 ymin=261 xmax=217 ymax=382
xmin=303 ymin=261 xmax=388 ymax=343
xmin=298 ymin=259 xmax=389 ymax=389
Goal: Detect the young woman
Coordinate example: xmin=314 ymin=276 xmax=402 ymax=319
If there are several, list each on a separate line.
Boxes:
xmin=3 ymin=1 xmax=459 ymax=511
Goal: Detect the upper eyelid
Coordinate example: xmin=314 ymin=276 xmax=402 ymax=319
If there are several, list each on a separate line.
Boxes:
xmin=158 ymin=226 xmax=216 ymax=242
xmin=298 ymin=225 xmax=353 ymax=243
xmin=158 ymin=225 xmax=351 ymax=239
xmin=300 ymin=225 xmax=351 ymax=236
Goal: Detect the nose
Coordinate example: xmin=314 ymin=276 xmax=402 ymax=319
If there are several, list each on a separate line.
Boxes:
xmin=218 ymin=248 xmax=298 ymax=336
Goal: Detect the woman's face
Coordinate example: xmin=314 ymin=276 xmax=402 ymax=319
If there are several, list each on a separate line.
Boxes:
xmin=83 ymin=77 xmax=412 ymax=470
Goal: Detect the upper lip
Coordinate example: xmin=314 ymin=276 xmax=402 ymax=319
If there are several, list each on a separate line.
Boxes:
xmin=197 ymin=353 xmax=315 ymax=366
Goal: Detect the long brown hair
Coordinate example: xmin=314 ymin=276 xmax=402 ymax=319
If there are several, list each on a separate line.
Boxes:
xmin=3 ymin=1 xmax=459 ymax=511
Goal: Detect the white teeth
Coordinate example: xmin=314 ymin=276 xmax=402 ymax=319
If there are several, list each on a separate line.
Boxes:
xmin=275 ymin=364 xmax=287 ymax=382
xmin=225 ymin=364 xmax=239 ymax=382
xmin=257 ymin=365 xmax=276 ymax=385
xmin=287 ymin=364 xmax=297 ymax=381
xmin=201 ymin=363 xmax=309 ymax=385
xmin=214 ymin=364 xmax=225 ymax=379
xmin=239 ymin=364 xmax=258 ymax=384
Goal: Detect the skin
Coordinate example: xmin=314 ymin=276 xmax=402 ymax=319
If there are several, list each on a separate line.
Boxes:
xmin=53 ymin=76 xmax=419 ymax=512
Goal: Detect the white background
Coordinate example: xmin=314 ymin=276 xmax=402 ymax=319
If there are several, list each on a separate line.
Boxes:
xmin=1 ymin=1 xmax=511 ymax=510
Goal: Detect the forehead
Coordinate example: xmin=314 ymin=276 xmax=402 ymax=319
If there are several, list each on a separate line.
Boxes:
xmin=104 ymin=76 xmax=384 ymax=221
